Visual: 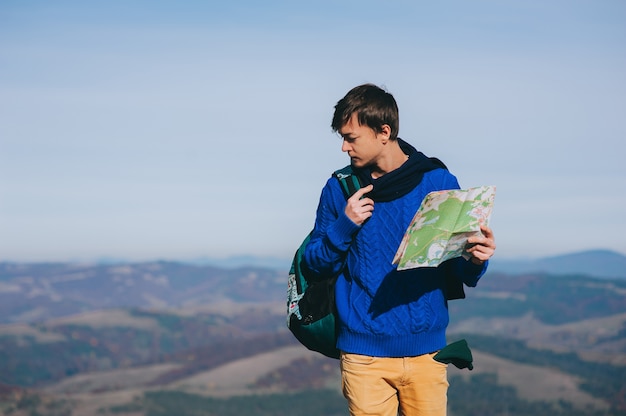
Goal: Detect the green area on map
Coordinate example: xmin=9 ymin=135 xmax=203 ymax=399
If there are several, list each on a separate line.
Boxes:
xmin=393 ymin=186 xmax=496 ymax=270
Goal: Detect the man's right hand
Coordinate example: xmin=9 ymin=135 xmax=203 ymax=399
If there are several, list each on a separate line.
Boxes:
xmin=345 ymin=184 xmax=374 ymax=226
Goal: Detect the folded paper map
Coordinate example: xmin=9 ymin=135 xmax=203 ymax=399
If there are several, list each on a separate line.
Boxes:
xmin=393 ymin=185 xmax=496 ymax=270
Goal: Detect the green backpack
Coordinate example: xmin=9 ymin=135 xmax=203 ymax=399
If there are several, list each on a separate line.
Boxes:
xmin=286 ymin=166 xmax=362 ymax=359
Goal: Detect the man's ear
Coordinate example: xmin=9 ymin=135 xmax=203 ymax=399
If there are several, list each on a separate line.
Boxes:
xmin=379 ymin=124 xmax=392 ymax=143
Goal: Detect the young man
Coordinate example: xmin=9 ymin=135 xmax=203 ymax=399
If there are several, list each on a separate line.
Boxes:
xmin=302 ymin=84 xmax=496 ymax=416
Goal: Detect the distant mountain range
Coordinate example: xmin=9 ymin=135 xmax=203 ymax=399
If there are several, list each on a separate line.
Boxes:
xmin=0 ymin=249 xmax=623 ymax=326
xmin=488 ymin=249 xmax=626 ymax=280
xmin=193 ymin=249 xmax=626 ymax=280
xmin=188 ymin=255 xmax=292 ymax=271
xmin=0 ymin=261 xmax=284 ymax=324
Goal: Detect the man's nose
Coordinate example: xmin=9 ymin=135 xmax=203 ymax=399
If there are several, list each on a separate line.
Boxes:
xmin=341 ymin=140 xmax=351 ymax=152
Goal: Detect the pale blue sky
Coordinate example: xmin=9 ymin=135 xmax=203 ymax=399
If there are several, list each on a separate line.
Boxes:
xmin=1 ymin=0 xmax=625 ymax=262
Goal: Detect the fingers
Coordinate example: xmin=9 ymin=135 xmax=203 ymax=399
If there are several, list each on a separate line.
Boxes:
xmin=479 ymin=224 xmax=494 ymax=240
xmin=345 ymin=184 xmax=374 ymax=226
xmin=466 ymin=225 xmax=496 ymax=265
xmin=352 ymin=184 xmax=374 ymax=200
xmin=467 ymin=225 xmax=495 ymax=247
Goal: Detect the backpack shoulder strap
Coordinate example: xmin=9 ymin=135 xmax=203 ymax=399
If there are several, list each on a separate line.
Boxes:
xmin=332 ymin=165 xmax=363 ymax=199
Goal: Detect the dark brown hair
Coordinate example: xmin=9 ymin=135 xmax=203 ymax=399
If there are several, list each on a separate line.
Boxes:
xmin=331 ymin=84 xmax=399 ymax=140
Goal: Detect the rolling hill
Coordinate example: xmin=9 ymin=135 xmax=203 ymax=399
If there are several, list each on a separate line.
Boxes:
xmin=0 ymin=258 xmax=625 ymax=415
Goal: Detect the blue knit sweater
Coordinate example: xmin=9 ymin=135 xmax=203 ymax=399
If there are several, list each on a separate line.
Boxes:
xmin=303 ymin=164 xmax=487 ymax=357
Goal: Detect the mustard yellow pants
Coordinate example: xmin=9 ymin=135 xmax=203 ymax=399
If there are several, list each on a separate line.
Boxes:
xmin=340 ymin=351 xmax=449 ymax=416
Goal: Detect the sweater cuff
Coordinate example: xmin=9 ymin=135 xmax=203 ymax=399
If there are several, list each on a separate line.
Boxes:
xmin=327 ymin=212 xmax=361 ymax=251
xmin=463 ymin=259 xmax=488 ymax=284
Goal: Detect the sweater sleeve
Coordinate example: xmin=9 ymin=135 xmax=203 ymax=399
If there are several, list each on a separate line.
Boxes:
xmin=443 ymin=257 xmax=488 ymax=287
xmin=302 ymin=177 xmax=361 ymax=279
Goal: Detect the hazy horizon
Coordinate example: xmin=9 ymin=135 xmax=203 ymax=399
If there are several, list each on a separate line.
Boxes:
xmin=1 ymin=247 xmax=623 ymax=267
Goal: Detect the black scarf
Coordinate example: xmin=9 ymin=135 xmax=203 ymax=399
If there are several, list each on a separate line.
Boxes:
xmin=353 ymin=138 xmax=447 ymax=202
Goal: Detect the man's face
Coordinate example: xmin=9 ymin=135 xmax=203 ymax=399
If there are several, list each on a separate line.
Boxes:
xmin=339 ymin=113 xmax=386 ymax=169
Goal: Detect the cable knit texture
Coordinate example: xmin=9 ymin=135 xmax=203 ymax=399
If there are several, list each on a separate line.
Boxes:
xmin=303 ymin=143 xmax=487 ymax=358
